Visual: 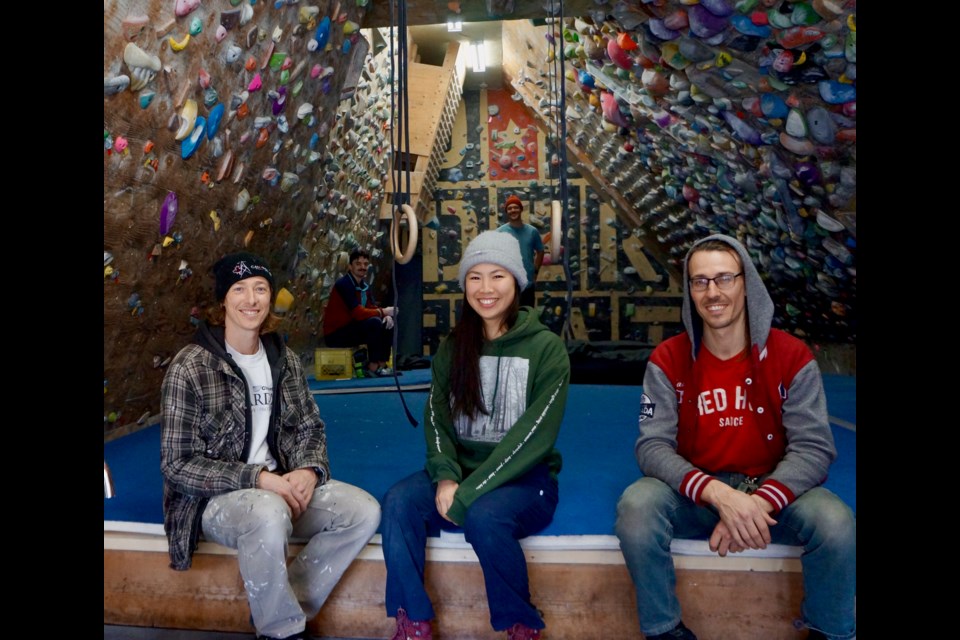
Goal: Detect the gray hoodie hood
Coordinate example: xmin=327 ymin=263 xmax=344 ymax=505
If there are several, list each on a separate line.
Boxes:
xmin=681 ymin=234 xmax=774 ymax=358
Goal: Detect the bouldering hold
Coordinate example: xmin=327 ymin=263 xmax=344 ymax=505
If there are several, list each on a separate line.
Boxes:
xmin=174 ymin=99 xmax=198 ymax=140
xmin=207 ymin=103 xmax=225 ymax=139
xmin=175 ymin=0 xmax=200 ymax=17
xmin=236 ymin=188 xmax=251 ymax=211
xmin=123 ymin=43 xmax=161 ymax=91
xmin=139 ymin=90 xmax=156 ymax=109
xmin=159 ymin=192 xmax=178 ymax=235
xmin=181 ymin=116 xmax=206 ymax=159
xmin=274 ymin=287 xmax=295 ymax=313
xmin=104 ymin=75 xmax=130 ymax=96
xmin=169 ymin=33 xmax=190 ymax=51
xmin=309 ymin=16 xmax=331 ymax=52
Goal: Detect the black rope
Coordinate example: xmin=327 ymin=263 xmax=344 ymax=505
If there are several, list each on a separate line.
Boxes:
xmin=546 ymin=0 xmax=575 ymax=341
xmin=556 ymin=0 xmax=575 ymax=342
xmin=387 ymin=0 xmax=418 ymax=427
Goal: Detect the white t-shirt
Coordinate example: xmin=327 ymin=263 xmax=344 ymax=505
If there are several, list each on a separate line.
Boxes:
xmin=226 ymin=340 xmax=277 ymax=471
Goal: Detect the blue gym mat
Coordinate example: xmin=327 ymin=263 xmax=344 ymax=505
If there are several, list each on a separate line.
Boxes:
xmin=104 ymin=377 xmax=856 ymax=531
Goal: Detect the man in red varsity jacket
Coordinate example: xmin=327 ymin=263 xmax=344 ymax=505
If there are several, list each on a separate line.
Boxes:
xmin=615 ymin=235 xmax=855 ymax=640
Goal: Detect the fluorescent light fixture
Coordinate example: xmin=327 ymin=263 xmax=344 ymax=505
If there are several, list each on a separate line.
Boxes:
xmin=447 ymin=20 xmax=462 ymax=32
xmin=468 ymin=41 xmax=486 ymax=73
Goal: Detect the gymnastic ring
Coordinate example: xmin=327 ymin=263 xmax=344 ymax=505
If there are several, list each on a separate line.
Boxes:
xmin=391 ymin=203 xmax=418 ymax=265
xmin=550 ymin=200 xmax=563 ymax=260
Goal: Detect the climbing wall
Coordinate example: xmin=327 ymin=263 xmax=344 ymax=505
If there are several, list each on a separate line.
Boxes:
xmin=103 ymin=0 xmax=384 ymax=437
xmin=420 ymin=88 xmax=683 ymax=356
xmin=502 ymin=11 xmax=856 ymax=344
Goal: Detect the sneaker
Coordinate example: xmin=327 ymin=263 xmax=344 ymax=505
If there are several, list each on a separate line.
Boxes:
xmin=390 ymin=608 xmax=432 ymax=640
xmin=646 ymin=621 xmax=698 ymax=640
xmin=506 ymin=623 xmax=542 ymax=640
xmin=373 ymin=366 xmax=401 ymax=377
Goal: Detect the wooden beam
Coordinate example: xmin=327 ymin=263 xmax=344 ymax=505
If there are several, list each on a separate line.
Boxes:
xmin=630 ymin=306 xmax=682 ymax=323
xmin=105 ymin=549 xmax=807 ymax=639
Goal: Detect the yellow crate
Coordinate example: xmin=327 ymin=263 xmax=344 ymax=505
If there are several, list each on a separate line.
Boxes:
xmin=315 ymin=348 xmax=354 ymax=380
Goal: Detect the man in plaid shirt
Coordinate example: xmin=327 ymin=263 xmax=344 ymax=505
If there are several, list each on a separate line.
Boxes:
xmin=160 ymin=252 xmax=381 ymax=640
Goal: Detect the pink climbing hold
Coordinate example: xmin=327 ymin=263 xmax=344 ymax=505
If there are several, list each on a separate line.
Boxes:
xmin=174 ymin=0 xmax=200 ymax=18
xmin=607 ymin=38 xmax=632 ymax=70
xmin=601 ymin=91 xmax=629 ymax=127
xmin=248 ymin=73 xmax=262 ymax=92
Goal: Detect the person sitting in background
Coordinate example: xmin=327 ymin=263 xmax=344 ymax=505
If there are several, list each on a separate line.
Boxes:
xmin=614 ymin=235 xmax=856 ymax=640
xmin=323 ymin=248 xmax=397 ymax=377
xmin=160 ymin=251 xmax=381 ymax=640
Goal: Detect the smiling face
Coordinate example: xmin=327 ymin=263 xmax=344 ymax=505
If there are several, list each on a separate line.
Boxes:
xmin=223 ymin=276 xmax=272 ymax=337
xmin=464 ymin=262 xmax=518 ymax=339
xmin=347 ymin=256 xmax=370 ymax=282
xmin=688 ymin=249 xmax=746 ymax=337
xmin=505 ymin=201 xmax=523 ymax=224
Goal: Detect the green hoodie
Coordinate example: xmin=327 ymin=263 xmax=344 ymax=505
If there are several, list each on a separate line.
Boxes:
xmin=425 ymin=308 xmax=570 ymax=525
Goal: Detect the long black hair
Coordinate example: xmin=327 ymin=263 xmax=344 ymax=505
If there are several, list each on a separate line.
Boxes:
xmin=448 ymin=281 xmax=521 ymax=420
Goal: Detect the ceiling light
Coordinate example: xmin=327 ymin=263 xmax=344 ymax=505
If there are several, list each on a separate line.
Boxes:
xmin=468 ymin=41 xmax=486 ymax=73
xmin=447 ymin=20 xmax=462 ymax=32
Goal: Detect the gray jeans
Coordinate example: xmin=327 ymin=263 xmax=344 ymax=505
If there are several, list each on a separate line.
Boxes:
xmin=201 ymin=480 xmax=381 ymax=638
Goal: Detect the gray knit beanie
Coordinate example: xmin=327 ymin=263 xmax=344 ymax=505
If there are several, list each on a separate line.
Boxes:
xmin=457 ymin=230 xmax=528 ymax=291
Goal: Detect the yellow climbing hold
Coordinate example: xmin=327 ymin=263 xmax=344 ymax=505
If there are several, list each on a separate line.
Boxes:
xmin=169 ymin=33 xmax=190 ymax=51
xmin=162 ymin=236 xmax=176 ymax=247
xmin=104 ymin=266 xmax=115 ymax=278
xmin=846 ymin=13 xmax=855 ymax=32
xmin=209 ymin=210 xmax=221 ymax=231
xmin=716 ymin=51 xmax=732 ymax=68
xmin=244 ymin=230 xmax=255 ymax=247
xmin=274 ymin=287 xmax=295 ymax=313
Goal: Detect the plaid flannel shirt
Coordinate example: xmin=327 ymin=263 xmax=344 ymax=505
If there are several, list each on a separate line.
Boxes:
xmin=159 ymin=324 xmax=330 ymax=570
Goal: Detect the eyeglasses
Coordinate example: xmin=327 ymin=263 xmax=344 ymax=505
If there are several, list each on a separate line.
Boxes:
xmin=689 ymin=272 xmax=743 ymax=292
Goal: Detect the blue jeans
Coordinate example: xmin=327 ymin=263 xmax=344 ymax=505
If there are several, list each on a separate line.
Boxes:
xmin=382 ymin=466 xmax=559 ymax=631
xmin=615 ymin=476 xmax=856 ymax=639
xmin=201 ymin=481 xmax=381 ymax=639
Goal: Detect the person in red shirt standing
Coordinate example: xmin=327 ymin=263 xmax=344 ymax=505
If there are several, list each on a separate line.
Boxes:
xmin=323 ymin=249 xmax=397 ymax=377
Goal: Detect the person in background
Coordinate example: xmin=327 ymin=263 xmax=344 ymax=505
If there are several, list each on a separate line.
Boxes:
xmin=497 ymin=195 xmax=543 ymax=308
xmin=381 ymin=231 xmax=570 ymax=640
xmin=323 ymin=248 xmax=397 ymax=377
xmin=615 ymin=235 xmax=855 ymax=640
xmin=160 ymin=251 xmax=381 ymax=640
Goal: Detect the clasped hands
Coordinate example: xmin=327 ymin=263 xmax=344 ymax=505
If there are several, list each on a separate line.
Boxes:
xmin=256 ymin=468 xmax=318 ymax=519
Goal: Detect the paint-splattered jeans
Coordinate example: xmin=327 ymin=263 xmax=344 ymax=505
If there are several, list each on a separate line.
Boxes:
xmin=201 ymin=480 xmax=381 ymax=639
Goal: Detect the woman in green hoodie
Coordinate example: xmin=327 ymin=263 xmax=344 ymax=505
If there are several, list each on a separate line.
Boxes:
xmin=382 ymin=231 xmax=570 ymax=640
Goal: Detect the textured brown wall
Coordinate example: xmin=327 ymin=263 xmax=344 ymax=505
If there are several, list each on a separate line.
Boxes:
xmin=103 ymin=1 xmax=389 ymax=435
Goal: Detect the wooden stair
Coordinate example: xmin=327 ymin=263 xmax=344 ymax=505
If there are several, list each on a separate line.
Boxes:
xmin=377 ymin=29 xmax=464 ymax=225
